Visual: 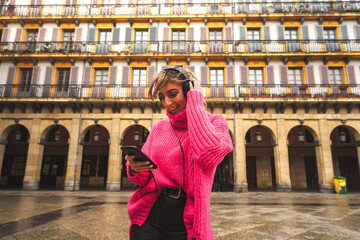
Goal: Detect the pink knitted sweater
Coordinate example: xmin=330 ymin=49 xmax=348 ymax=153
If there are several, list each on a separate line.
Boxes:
xmin=126 ymin=90 xmax=233 ymax=240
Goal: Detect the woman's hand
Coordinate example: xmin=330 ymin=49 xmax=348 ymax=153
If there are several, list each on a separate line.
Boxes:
xmin=125 ymin=155 xmax=154 ymax=173
xmin=189 ymin=80 xmax=203 ymax=93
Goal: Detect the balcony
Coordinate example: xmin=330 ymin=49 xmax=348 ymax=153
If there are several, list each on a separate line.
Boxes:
xmin=1 ymin=84 xmax=359 ymax=99
xmin=0 ymin=2 xmax=359 ymax=18
xmin=1 ymin=39 xmax=359 ymax=57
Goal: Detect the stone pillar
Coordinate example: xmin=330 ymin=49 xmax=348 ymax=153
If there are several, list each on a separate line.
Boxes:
xmin=64 ymin=118 xmax=83 ymax=191
xmin=315 ymin=119 xmax=334 ymax=193
xmin=0 ymin=144 xmax=6 ymax=178
xmin=234 ymin=118 xmax=248 ymax=192
xmin=273 ymin=119 xmax=291 ymax=192
xmin=106 ymin=118 xmax=121 ymax=191
xmin=356 ymin=147 xmax=360 ymax=185
xmin=23 ymin=119 xmax=44 ymax=190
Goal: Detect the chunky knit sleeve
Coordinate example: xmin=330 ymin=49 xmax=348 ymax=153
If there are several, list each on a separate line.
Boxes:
xmin=186 ymin=90 xmax=233 ymax=172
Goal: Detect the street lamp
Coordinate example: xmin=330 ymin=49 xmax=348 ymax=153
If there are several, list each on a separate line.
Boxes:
xmin=256 ymin=131 xmax=262 ymax=142
xmin=54 ymin=128 xmax=61 ymax=141
xmin=134 ymin=130 xmax=140 ymax=141
xmin=94 ymin=131 xmax=100 ymax=142
xmin=15 ymin=129 xmax=22 ymax=141
xmin=298 ymin=131 xmax=305 ymax=143
xmin=339 ymin=129 xmax=346 ymax=143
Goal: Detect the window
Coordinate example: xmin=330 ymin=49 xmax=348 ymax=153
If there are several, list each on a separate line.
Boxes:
xmin=56 ymin=68 xmax=70 ymax=92
xmin=62 ymin=30 xmax=74 ymax=50
xmin=11 ymin=156 xmax=26 ymax=176
xmin=210 ymin=68 xmax=224 ymax=86
xmin=249 ymin=68 xmax=263 ymax=85
xmin=132 ymin=68 xmax=147 ymax=86
xmin=324 ymin=28 xmax=337 ymax=40
xmin=285 ymin=29 xmax=298 ymax=41
xmin=19 ymin=69 xmax=33 ymax=92
xmin=172 ymin=29 xmax=185 ymax=52
xmin=135 ymin=30 xmax=148 ymax=43
xmin=98 ymin=29 xmax=111 ymax=44
xmin=288 ymin=68 xmax=302 ymax=85
xmin=247 ymin=29 xmax=260 ymax=41
xmin=26 ymin=30 xmax=38 ymax=42
xmin=209 ymin=29 xmax=222 ymax=43
xmin=328 ymin=68 xmax=343 ymax=85
xmin=94 ymin=68 xmax=108 ymax=86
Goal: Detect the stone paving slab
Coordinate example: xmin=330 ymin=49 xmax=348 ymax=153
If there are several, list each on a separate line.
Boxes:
xmin=0 ymin=190 xmax=360 ymax=239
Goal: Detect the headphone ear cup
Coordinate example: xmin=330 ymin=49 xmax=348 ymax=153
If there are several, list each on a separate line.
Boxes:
xmin=182 ymin=80 xmax=191 ymax=98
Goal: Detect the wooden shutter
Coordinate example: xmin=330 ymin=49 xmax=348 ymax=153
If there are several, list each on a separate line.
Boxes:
xmin=187 ymin=27 xmax=194 ymax=52
xmin=340 ymin=25 xmax=349 ymax=41
xmin=163 ymin=27 xmax=170 ymax=41
xmin=122 ymin=66 xmax=130 ymax=85
xmin=225 ymin=26 xmax=232 ymax=43
xmin=277 ymin=25 xmax=285 ymax=42
xmin=239 ymin=26 xmax=246 ymax=43
xmin=226 ymin=65 xmax=234 ymax=86
xmin=200 ymin=27 xmax=207 ymax=43
xmin=38 ymin=28 xmax=46 ymax=42
xmin=109 ymin=66 xmax=118 ymax=85
xmin=301 ymin=25 xmax=309 ymax=42
xmin=15 ymin=28 xmax=23 ymax=42
xmin=75 ymin=28 xmax=82 ymax=41
xmin=320 ymin=65 xmax=329 ymax=84
xmin=354 ymin=25 xmax=360 ymax=40
xmin=147 ymin=66 xmax=156 ymax=86
xmin=263 ymin=26 xmax=270 ymax=43
xmin=149 ymin=26 xmax=158 ymax=44
xmin=266 ymin=66 xmax=274 ymax=85
xmin=201 ymin=66 xmax=208 ymax=85
xmin=1 ymin=28 xmax=10 ymax=42
xmin=68 ymin=66 xmax=79 ymax=97
xmin=188 ymin=27 xmax=194 ymax=41
xmin=240 ymin=66 xmax=248 ymax=84
xmin=51 ymin=28 xmax=59 ymax=41
xmin=83 ymin=66 xmax=92 ymax=86
xmin=125 ymin=27 xmax=132 ymax=43
xmin=305 ymin=65 xmax=315 ymax=85
xmin=30 ymin=66 xmax=41 ymax=97
xmin=316 ymin=25 xmax=324 ymax=41
xmin=4 ymin=67 xmax=16 ymax=97
xmin=346 ymin=65 xmax=356 ymax=84
xmin=87 ymin=28 xmax=96 ymax=44
xmin=42 ymin=66 xmax=54 ymax=97
xmin=92 ymin=0 xmax=99 ymax=4
xmin=280 ymin=66 xmax=288 ymax=84
xmin=112 ymin=28 xmax=120 ymax=44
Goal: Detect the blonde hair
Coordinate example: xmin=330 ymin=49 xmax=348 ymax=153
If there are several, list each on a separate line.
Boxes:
xmin=148 ymin=65 xmax=199 ymax=101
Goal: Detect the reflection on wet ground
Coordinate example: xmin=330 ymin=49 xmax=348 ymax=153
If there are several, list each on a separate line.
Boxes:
xmin=0 ymin=190 xmax=360 ymax=239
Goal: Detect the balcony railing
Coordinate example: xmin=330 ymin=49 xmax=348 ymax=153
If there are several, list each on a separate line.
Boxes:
xmin=1 ymin=84 xmax=359 ymax=99
xmin=0 ymin=2 xmax=359 ymax=17
xmin=1 ymin=40 xmax=360 ymax=55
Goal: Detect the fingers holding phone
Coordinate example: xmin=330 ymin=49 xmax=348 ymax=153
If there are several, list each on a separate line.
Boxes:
xmin=125 ymin=154 xmax=154 ymax=173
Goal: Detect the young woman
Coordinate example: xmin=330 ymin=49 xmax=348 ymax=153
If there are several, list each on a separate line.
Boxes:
xmin=125 ymin=66 xmax=233 ymax=240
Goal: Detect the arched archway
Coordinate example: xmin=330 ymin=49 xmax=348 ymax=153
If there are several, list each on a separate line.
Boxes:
xmin=80 ymin=125 xmax=110 ymax=189
xmin=245 ymin=126 xmax=276 ymax=190
xmin=331 ymin=126 xmax=360 ymax=191
xmin=40 ymin=125 xmax=70 ymax=189
xmin=212 ymin=130 xmax=234 ymax=192
xmin=287 ymin=125 xmax=319 ymax=191
xmin=1 ymin=125 xmax=29 ymax=188
xmin=121 ymin=124 xmax=149 ymax=189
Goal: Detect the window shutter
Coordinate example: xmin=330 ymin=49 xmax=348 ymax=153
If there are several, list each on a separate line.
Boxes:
xmin=15 ymin=28 xmax=23 ymax=42
xmin=188 ymin=27 xmax=194 ymax=41
xmin=69 ymin=66 xmax=79 ymax=85
xmin=226 ymin=65 xmax=234 ymax=86
xmin=149 ymin=26 xmax=158 ymax=44
xmin=92 ymin=0 xmax=99 ymax=4
xmin=239 ymin=26 xmax=246 ymax=43
xmin=42 ymin=66 xmax=54 ymax=97
xmin=320 ymin=65 xmax=329 ymax=84
xmin=66 ymin=0 xmax=71 ymax=4
xmin=240 ymin=66 xmax=248 ymax=84
xmin=200 ymin=27 xmax=207 ymax=44
xmin=112 ymin=28 xmax=120 ymax=44
xmin=225 ymin=26 xmax=232 ymax=43
xmin=163 ymin=27 xmax=170 ymax=41
xmin=280 ymin=66 xmax=288 ymax=84
xmin=125 ymin=27 xmax=132 ymax=43
xmin=109 ymin=66 xmax=118 ymax=85
xmin=266 ymin=66 xmax=274 ymax=85
xmin=277 ymin=25 xmax=285 ymax=42
xmin=75 ymin=28 xmax=82 ymax=41
xmin=340 ymin=25 xmax=349 ymax=41
xmin=83 ymin=66 xmax=92 ymax=86
xmin=201 ymin=66 xmax=208 ymax=85
xmin=263 ymin=26 xmax=270 ymax=43
xmin=305 ymin=65 xmax=315 ymax=85
xmin=354 ymin=25 xmax=360 ymax=40
xmin=1 ymin=28 xmax=10 ymax=42
xmin=147 ymin=66 xmax=156 ymax=86
xmin=151 ymin=0 xmax=156 ymax=6
xmin=128 ymin=0 xmax=134 ymax=4
xmin=87 ymin=28 xmax=96 ymax=44
xmin=301 ymin=25 xmax=309 ymax=42
xmin=316 ymin=25 xmax=324 ymax=42
xmin=4 ymin=67 xmax=16 ymax=97
xmin=31 ymin=66 xmax=41 ymax=84
xmin=51 ymin=28 xmax=59 ymax=41
xmin=122 ymin=66 xmax=130 ymax=85
xmin=346 ymin=65 xmax=356 ymax=84
xmin=38 ymin=28 xmax=46 ymax=42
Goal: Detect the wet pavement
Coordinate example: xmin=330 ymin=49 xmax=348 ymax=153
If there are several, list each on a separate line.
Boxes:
xmin=0 ymin=190 xmax=360 ymax=239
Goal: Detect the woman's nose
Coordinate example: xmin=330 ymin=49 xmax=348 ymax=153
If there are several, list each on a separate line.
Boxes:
xmin=163 ymin=97 xmax=172 ymax=106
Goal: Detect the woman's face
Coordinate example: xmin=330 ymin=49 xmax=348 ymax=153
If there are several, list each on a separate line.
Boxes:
xmin=158 ymin=81 xmax=187 ymax=115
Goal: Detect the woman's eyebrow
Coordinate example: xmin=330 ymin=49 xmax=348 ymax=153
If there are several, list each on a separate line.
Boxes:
xmin=167 ymin=89 xmax=179 ymax=94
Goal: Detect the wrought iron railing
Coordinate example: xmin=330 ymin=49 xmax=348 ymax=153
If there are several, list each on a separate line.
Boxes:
xmin=1 ymin=40 xmax=359 ymax=55
xmin=0 ymin=2 xmax=359 ymax=17
xmin=1 ymin=84 xmax=359 ymax=99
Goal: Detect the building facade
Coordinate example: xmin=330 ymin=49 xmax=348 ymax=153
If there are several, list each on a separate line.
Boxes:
xmin=0 ymin=0 xmax=360 ymax=193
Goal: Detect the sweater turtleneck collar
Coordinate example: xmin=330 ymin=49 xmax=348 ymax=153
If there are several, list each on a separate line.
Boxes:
xmin=166 ymin=107 xmax=187 ymax=129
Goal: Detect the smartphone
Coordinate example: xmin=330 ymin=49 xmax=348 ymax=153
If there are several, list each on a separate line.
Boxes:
xmin=121 ymin=145 xmax=157 ymax=169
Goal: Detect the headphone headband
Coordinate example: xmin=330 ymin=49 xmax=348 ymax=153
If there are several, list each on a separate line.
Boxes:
xmin=164 ymin=66 xmax=191 ymax=81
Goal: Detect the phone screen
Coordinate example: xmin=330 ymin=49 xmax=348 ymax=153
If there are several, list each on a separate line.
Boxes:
xmin=121 ymin=145 xmax=157 ymax=169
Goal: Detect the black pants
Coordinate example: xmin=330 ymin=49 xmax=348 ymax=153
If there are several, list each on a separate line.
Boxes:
xmin=130 ymin=192 xmax=188 ymax=240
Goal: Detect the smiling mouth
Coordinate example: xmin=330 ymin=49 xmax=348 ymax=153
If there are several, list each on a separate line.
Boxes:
xmin=168 ymin=105 xmax=179 ymax=112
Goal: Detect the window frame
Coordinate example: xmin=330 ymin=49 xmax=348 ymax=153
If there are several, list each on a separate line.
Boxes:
xmin=209 ymin=28 xmax=223 ymax=44
xmin=18 ymin=68 xmax=33 ymax=92
xmin=248 ymin=68 xmax=263 ymax=85
xmin=56 ymin=68 xmax=71 ymax=92
xmin=132 ymin=68 xmax=147 ymax=87
xmin=328 ymin=67 xmax=343 ymax=85
xmin=209 ymin=68 xmax=224 ymax=86
xmin=94 ymin=68 xmax=109 ymax=86
xmin=288 ymin=68 xmax=303 ymax=85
